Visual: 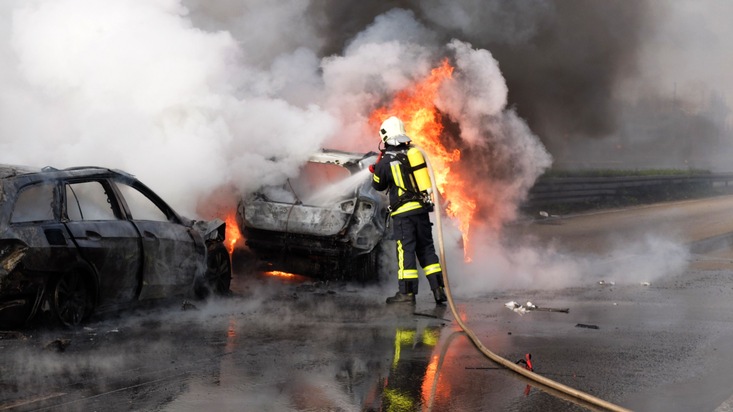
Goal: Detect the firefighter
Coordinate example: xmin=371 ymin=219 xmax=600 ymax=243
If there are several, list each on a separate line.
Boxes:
xmin=370 ymin=116 xmax=448 ymax=305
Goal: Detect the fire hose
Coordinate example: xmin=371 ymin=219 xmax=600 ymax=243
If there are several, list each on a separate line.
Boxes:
xmin=414 ymin=145 xmax=631 ymax=412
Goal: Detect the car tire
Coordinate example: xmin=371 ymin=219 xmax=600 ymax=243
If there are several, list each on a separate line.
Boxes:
xmin=51 ymin=270 xmax=92 ymax=327
xmin=198 ymin=243 xmax=232 ymax=298
xmin=352 ymin=247 xmax=379 ymax=283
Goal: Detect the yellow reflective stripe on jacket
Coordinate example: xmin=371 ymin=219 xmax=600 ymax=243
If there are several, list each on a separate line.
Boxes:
xmin=390 ymin=161 xmax=405 ymax=197
xmin=372 ymin=174 xmax=380 ymax=184
xmin=424 ymin=263 xmax=442 ymax=275
xmin=391 ymin=201 xmax=422 ymax=216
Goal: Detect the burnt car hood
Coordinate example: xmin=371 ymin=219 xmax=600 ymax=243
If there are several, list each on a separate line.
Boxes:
xmin=191 ymin=218 xmax=226 ymax=242
xmin=240 ymin=149 xmax=380 ymax=237
xmin=241 ymin=198 xmax=357 ymax=236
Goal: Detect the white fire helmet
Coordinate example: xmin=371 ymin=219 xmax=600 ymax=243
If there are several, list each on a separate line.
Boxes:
xmin=379 ymin=116 xmax=411 ymax=146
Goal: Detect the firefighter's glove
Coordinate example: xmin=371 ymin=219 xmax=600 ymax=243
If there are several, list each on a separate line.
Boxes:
xmin=369 ymin=151 xmax=383 ymax=174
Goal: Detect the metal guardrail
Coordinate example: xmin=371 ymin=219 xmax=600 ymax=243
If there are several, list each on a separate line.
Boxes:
xmin=525 ymin=173 xmax=733 ymax=207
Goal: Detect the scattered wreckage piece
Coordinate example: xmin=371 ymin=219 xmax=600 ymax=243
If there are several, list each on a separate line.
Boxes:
xmin=181 ymin=300 xmax=199 ymax=311
xmin=525 ymin=301 xmax=570 ymax=313
xmin=44 ymin=338 xmax=71 ymax=352
xmin=0 ymin=164 xmax=231 ymax=328
xmin=504 ymin=301 xmax=570 ymax=315
xmin=0 ymin=330 xmax=27 ymax=340
xmin=237 ymin=149 xmax=388 ymax=282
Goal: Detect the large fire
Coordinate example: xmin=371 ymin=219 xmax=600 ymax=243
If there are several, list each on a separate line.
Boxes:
xmin=370 ymin=59 xmax=477 ymax=261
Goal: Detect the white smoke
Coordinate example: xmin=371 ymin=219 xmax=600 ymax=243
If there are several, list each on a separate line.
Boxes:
xmin=319 ymin=9 xmax=441 ymax=150
xmin=1 ymin=0 xmax=335 ymax=218
xmin=442 ymin=224 xmax=690 ymax=296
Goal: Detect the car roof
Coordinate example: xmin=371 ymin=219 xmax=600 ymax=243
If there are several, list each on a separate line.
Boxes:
xmin=0 ymin=164 xmax=135 ymax=181
xmin=0 ymin=164 xmax=42 ymax=179
xmin=308 ymin=149 xmax=377 ymax=168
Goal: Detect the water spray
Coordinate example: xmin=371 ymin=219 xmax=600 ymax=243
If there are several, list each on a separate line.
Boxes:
xmin=415 ymin=144 xmax=631 ymax=412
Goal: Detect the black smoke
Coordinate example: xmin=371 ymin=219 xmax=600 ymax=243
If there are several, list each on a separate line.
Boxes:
xmin=307 ymin=0 xmax=654 ymax=155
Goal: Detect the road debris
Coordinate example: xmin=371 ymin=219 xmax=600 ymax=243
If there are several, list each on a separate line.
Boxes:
xmin=505 ymin=301 xmax=527 ymax=315
xmin=526 ymin=301 xmax=570 ymax=313
xmin=44 ymin=338 xmax=71 ymax=352
xmin=536 ymin=211 xmax=563 ymax=225
xmin=598 ymin=280 xmax=615 ymax=286
xmin=505 ymin=301 xmax=569 ymax=315
xmin=575 ymin=323 xmax=599 ymax=330
xmin=516 ymin=353 xmax=533 ymax=371
xmin=0 ymin=331 xmax=27 ymax=340
xmin=640 ymin=281 xmax=651 ymax=286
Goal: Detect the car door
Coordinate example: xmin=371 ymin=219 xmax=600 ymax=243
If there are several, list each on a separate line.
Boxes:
xmin=112 ymin=180 xmax=202 ymax=300
xmin=8 ymin=180 xmax=77 ymax=272
xmin=63 ymin=179 xmax=142 ymax=304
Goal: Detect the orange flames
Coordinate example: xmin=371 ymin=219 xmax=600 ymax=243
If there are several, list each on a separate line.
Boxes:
xmin=264 ymin=270 xmax=310 ymax=283
xmin=370 ymin=59 xmax=477 ymax=261
xmin=265 ymin=270 xmax=297 ymax=279
xmin=224 ymin=214 xmax=242 ymax=255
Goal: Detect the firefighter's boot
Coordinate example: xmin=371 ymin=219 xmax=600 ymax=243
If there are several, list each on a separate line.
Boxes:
xmin=386 ymin=292 xmax=416 ymax=305
xmin=427 ymin=274 xmax=447 ymax=305
xmin=432 ymin=287 xmax=447 ymax=305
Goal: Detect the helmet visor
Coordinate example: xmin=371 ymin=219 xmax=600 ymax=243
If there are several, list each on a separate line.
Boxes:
xmin=386 ymin=134 xmax=411 ymax=145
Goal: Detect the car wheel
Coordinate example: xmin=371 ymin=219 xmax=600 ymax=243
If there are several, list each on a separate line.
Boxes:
xmin=51 ymin=271 xmax=92 ymax=327
xmin=205 ymin=243 xmax=232 ymax=296
xmin=352 ymin=248 xmax=379 ymax=282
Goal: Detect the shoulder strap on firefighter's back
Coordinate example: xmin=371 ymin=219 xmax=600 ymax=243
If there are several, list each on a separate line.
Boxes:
xmin=387 ymin=150 xmax=423 ymax=211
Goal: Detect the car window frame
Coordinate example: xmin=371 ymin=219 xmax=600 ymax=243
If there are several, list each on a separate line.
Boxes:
xmin=61 ymin=177 xmax=125 ymax=222
xmin=10 ymin=179 xmax=61 ymax=224
xmin=108 ymin=178 xmax=182 ymax=224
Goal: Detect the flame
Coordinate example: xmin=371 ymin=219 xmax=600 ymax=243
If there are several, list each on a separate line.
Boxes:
xmin=264 ymin=270 xmax=310 ymax=284
xmin=370 ymin=59 xmax=477 ymax=261
xmin=224 ymin=214 xmax=242 ymax=255
xmin=266 ymin=270 xmax=298 ymax=279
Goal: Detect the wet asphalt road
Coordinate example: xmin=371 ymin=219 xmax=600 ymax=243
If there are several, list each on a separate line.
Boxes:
xmin=4 ymin=196 xmax=733 ymax=411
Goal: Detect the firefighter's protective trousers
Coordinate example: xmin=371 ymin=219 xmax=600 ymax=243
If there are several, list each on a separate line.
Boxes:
xmin=392 ymin=213 xmax=443 ymax=295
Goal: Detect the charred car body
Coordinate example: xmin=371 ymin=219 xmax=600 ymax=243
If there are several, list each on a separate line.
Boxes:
xmin=0 ymin=165 xmax=231 ymax=328
xmin=237 ymin=150 xmax=388 ymax=281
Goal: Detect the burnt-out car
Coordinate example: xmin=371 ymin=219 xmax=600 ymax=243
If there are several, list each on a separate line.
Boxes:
xmin=0 ymin=165 xmax=231 ymax=328
xmin=237 ymin=149 xmax=388 ymax=281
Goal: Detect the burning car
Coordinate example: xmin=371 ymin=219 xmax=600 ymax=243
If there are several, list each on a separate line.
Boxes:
xmin=237 ymin=149 xmax=388 ymax=281
xmin=0 ymin=165 xmax=231 ymax=328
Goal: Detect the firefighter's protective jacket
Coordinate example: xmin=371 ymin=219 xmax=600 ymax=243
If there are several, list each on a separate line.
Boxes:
xmin=371 ymin=144 xmax=430 ymax=217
